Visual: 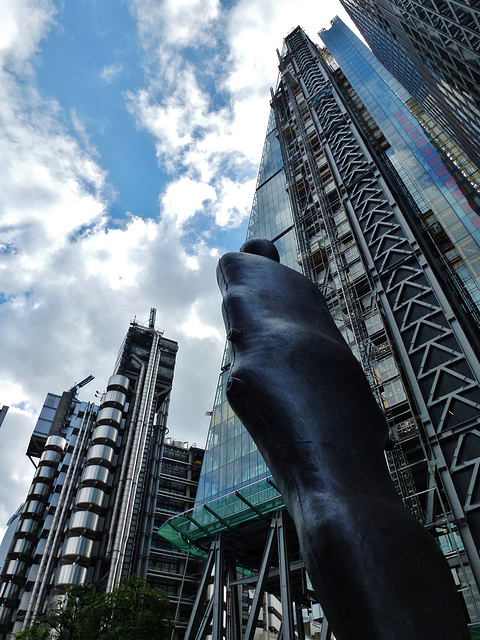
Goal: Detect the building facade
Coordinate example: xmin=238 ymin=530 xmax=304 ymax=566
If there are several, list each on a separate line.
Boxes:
xmin=339 ymin=0 xmax=480 ymax=182
xmin=148 ymin=437 xmax=204 ymax=638
xmin=0 ymin=318 xmax=204 ymax=639
xmin=160 ymin=23 xmax=480 ymax=639
xmin=319 ymin=17 xmax=480 ymax=325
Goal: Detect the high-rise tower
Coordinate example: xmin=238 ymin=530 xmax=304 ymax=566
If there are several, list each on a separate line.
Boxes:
xmin=319 ymin=16 xmax=480 ymax=318
xmin=0 ymin=317 xmax=204 ymax=639
xmin=160 ymin=22 xmax=480 ymax=639
xmin=339 ymin=0 xmax=480 ymax=182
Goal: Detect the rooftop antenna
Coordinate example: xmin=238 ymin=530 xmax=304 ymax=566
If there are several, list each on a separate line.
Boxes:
xmin=149 ymin=307 xmax=156 ymax=329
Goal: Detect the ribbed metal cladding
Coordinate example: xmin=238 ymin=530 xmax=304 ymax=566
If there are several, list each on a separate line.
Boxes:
xmin=0 ymin=606 xmax=13 ymax=624
xmin=45 ymin=435 xmax=67 ymax=452
xmin=80 ymin=464 xmax=110 ymax=488
xmin=2 ymin=582 xmax=20 ymax=601
xmin=26 ymin=564 xmax=39 ymax=583
xmin=75 ymin=487 xmax=106 ymax=512
xmin=34 ymin=465 xmax=56 ymax=481
xmin=17 ymin=519 xmax=40 ymax=539
xmin=39 ymin=449 xmax=62 ymax=466
xmin=63 ymin=537 xmax=94 ymax=562
xmin=102 ymin=390 xmax=126 ymax=409
xmin=107 ymin=374 xmax=130 ymax=393
xmin=3 ymin=560 xmax=27 ymax=579
xmin=96 ymin=407 xmax=122 ymax=427
xmin=22 ymin=501 xmax=44 ymax=518
xmin=35 ymin=539 xmax=46 ymax=556
xmin=28 ymin=482 xmax=50 ymax=500
xmin=56 ymin=564 xmax=87 ymax=586
xmin=91 ymin=425 xmax=119 ymax=447
xmin=69 ymin=510 xmax=100 ymax=534
xmin=86 ymin=444 xmax=115 ymax=466
xmin=10 ymin=539 xmax=34 ymax=559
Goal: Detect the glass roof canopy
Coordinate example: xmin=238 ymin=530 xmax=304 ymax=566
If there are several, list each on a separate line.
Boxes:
xmin=158 ymin=475 xmax=286 ymax=554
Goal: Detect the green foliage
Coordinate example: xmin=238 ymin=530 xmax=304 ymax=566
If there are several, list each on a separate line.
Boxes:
xmin=14 ymin=577 xmax=173 ymax=640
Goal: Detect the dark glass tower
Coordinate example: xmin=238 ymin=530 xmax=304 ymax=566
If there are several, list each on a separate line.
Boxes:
xmin=339 ymin=0 xmax=480 ymax=181
xmin=160 ymin=23 xmax=480 ymax=639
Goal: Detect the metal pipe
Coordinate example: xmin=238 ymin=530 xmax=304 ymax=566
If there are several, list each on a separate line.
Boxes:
xmin=106 ymin=355 xmax=146 ymax=590
xmin=107 ymin=333 xmax=160 ymax=590
xmin=134 ymin=408 xmax=169 ymax=578
xmin=118 ymin=337 xmax=162 ymax=572
xmin=105 ymin=356 xmax=146 ymax=561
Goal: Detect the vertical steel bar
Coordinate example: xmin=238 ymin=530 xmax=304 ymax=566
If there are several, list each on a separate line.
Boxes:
xmin=212 ymin=535 xmax=224 ymax=640
xmin=243 ymin=517 xmax=278 ymax=640
xmin=184 ymin=542 xmax=216 ymax=640
xmin=277 ymin=512 xmax=294 ymax=640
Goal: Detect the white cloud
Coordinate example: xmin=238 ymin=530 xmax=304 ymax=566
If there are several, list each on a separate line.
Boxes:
xmin=0 ymin=409 xmax=38 ymax=539
xmin=211 ymin=176 xmax=256 ymax=228
xmin=130 ymin=0 xmax=221 ymax=49
xmin=161 ymin=177 xmax=217 ymax=228
xmin=101 ymin=62 xmax=124 ymax=84
xmin=181 ymin=300 xmax=223 ymax=340
xmin=0 ymin=79 xmax=107 ymax=260
xmin=0 ymin=0 xmax=359 ymax=531
xmin=0 ymin=0 xmax=56 ymax=74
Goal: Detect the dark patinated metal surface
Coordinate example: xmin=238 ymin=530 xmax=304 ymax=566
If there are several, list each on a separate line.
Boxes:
xmin=217 ymin=238 xmax=469 ymax=640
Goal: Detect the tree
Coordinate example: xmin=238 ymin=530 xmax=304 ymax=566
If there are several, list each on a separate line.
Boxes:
xmin=15 ymin=577 xmax=173 ymax=640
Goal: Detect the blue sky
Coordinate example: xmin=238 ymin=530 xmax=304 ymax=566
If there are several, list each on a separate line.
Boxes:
xmin=37 ymin=1 xmax=164 ymax=220
xmin=0 ymin=0 xmax=357 ymax=533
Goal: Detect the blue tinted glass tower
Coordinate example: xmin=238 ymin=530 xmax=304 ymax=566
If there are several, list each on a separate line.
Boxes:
xmin=162 ymin=24 xmax=480 ymax=639
xmin=194 ymin=111 xmax=301 ymax=509
xmin=339 ymin=0 xmax=480 ymax=181
xmin=319 ymin=17 xmax=480 ymax=311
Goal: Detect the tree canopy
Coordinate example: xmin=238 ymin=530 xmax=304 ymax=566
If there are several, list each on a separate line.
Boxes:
xmin=15 ymin=577 xmax=173 ymax=640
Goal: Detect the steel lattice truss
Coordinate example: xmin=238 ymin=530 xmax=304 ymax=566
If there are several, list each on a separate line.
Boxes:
xmin=313 ymin=85 xmax=480 ymax=547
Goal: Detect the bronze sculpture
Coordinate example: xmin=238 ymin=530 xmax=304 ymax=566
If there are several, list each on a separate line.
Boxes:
xmin=217 ymin=238 xmax=469 ymax=640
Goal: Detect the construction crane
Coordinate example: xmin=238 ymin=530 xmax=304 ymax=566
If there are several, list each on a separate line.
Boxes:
xmin=0 ymin=405 xmax=8 ymax=429
xmin=69 ymin=374 xmax=95 ymax=395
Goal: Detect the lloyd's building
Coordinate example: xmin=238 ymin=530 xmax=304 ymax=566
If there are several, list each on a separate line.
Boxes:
xmin=159 ymin=18 xmax=480 ymax=639
xmin=0 ymin=316 xmax=204 ymax=639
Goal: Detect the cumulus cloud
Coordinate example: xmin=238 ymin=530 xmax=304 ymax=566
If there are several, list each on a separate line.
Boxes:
xmin=125 ymin=0 xmax=358 ymax=236
xmin=161 ymin=177 xmax=217 ymax=228
xmin=0 ymin=0 xmax=56 ymax=74
xmin=130 ymin=0 xmax=221 ymax=49
xmin=0 ymin=0 xmax=357 ymax=535
xmin=0 ymin=0 xmax=226 ymax=533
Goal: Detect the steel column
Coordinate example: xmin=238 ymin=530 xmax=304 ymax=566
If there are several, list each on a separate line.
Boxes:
xmin=184 ymin=541 xmax=216 ymax=640
xmin=228 ymin=562 xmax=242 ymax=640
xmin=243 ymin=517 xmax=278 ymax=640
xmin=212 ymin=535 xmax=224 ymax=640
xmin=277 ymin=512 xmax=294 ymax=640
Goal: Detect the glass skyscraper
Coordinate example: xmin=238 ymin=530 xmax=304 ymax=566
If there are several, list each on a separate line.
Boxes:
xmin=320 ymin=17 xmax=480 ymax=310
xmin=339 ymin=0 xmax=480 ymax=181
xmin=161 ymin=22 xmax=480 ymax=640
xmin=193 ymin=111 xmax=301 ymax=510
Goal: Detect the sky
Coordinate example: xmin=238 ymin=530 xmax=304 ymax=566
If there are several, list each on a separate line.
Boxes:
xmin=0 ymin=0 xmax=358 ymax=535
